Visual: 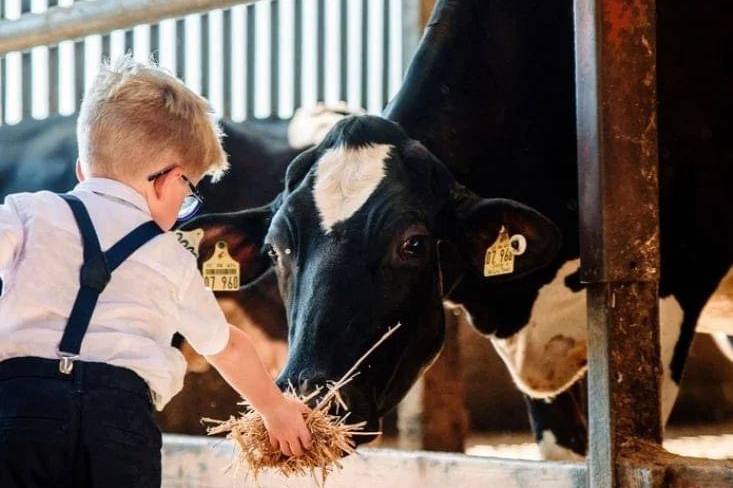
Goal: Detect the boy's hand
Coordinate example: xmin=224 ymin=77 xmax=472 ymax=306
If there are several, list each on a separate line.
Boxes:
xmin=261 ymin=396 xmax=313 ymax=457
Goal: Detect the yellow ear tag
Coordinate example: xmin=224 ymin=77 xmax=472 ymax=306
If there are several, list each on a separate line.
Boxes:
xmin=483 ymin=226 xmax=515 ymax=277
xmin=174 ymin=228 xmax=205 ymax=258
xmin=202 ymin=241 xmax=241 ymax=291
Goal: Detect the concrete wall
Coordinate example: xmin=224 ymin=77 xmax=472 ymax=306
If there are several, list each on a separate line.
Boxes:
xmin=161 ymin=435 xmax=586 ymax=488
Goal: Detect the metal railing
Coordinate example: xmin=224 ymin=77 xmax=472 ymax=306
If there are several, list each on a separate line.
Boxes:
xmin=0 ymin=0 xmax=417 ymax=125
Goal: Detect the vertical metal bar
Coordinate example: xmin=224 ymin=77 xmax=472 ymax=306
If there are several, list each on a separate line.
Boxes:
xmin=48 ymin=44 xmax=57 ymax=114
xmin=124 ymin=29 xmax=133 ymax=53
xmin=381 ymin=0 xmax=389 ymax=109
xmin=270 ymin=0 xmax=279 ymax=117
xmin=201 ymin=13 xmax=209 ymax=98
xmin=45 ymin=0 xmax=56 ymax=116
xmin=574 ymin=0 xmax=661 ymax=486
xmin=175 ymin=18 xmax=185 ymax=79
xmin=338 ymin=0 xmax=347 ymax=102
xmin=360 ymin=0 xmax=367 ymax=110
xmin=315 ymin=0 xmax=324 ymax=102
xmin=222 ymin=8 xmax=231 ymax=119
xmin=101 ymin=33 xmax=110 ymax=60
xmin=21 ymin=50 xmax=31 ymax=119
xmin=74 ymin=39 xmax=84 ymax=109
xmin=245 ymin=3 xmax=255 ymax=119
xmin=150 ymin=23 xmax=159 ymax=62
xmin=293 ymin=0 xmax=302 ymax=109
xmin=0 ymin=57 xmax=5 ymax=125
xmin=21 ymin=0 xmax=30 ymax=120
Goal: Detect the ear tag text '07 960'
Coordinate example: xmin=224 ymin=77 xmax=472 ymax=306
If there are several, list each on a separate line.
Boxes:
xmin=202 ymin=241 xmax=240 ymax=291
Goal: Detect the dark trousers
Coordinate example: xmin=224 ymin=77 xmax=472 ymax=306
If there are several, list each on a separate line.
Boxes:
xmin=0 ymin=357 xmax=162 ymax=488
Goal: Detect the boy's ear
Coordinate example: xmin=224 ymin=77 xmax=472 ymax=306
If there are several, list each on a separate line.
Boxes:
xmin=75 ymin=159 xmax=85 ymax=182
xmin=176 ymin=202 xmax=274 ymax=288
xmin=449 ymin=193 xmax=562 ymax=282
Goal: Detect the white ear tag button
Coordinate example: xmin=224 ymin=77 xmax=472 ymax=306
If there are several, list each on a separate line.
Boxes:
xmin=510 ymin=234 xmax=527 ymax=256
xmin=202 ymin=241 xmax=240 ymax=291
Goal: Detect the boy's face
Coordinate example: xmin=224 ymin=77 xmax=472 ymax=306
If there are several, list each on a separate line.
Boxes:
xmin=146 ymin=166 xmax=202 ymax=231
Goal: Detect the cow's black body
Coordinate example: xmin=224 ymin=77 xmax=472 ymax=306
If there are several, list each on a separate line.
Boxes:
xmin=383 ymin=0 xmax=733 ymax=454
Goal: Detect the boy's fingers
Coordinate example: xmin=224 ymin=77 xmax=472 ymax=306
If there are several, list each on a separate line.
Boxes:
xmin=289 ymin=438 xmax=304 ymax=457
xmin=280 ymin=439 xmax=293 ymax=457
xmin=269 ymin=434 xmax=279 ymax=451
xmin=299 ymin=428 xmax=312 ymax=449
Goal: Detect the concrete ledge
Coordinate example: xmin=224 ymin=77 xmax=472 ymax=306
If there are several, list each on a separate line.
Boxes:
xmin=162 ymin=434 xmax=587 ymax=487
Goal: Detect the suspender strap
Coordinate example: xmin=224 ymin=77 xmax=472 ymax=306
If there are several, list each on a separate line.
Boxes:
xmin=105 ymin=221 xmax=164 ymax=271
xmin=56 ymin=194 xmax=163 ymax=368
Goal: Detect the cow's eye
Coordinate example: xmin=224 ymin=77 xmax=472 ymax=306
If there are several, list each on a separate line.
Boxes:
xmin=264 ymin=244 xmax=279 ymax=262
xmin=399 ymin=235 xmax=428 ymax=259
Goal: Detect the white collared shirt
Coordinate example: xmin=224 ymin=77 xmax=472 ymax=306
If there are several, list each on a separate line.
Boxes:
xmin=0 ymin=177 xmax=230 ymax=409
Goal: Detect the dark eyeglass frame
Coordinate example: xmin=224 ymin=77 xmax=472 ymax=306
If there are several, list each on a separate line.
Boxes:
xmin=146 ymin=166 xmax=204 ymax=206
xmin=147 ymin=166 xmax=205 ymax=221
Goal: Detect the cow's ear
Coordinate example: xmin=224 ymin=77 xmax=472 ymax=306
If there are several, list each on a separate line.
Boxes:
xmin=177 ymin=203 xmax=274 ymax=288
xmin=451 ymin=193 xmax=562 ymax=281
xmin=284 ymin=147 xmax=319 ymax=194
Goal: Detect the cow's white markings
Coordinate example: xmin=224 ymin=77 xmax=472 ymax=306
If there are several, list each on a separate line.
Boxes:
xmin=313 ymin=143 xmax=393 ymax=233
xmin=539 ymin=430 xmax=584 ymax=461
xmin=484 ymin=258 xmax=684 ymax=420
xmin=491 ymin=259 xmax=588 ymax=399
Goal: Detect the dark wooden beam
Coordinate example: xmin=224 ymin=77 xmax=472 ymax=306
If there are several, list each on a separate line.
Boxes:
xmin=574 ymin=0 xmax=661 ymax=486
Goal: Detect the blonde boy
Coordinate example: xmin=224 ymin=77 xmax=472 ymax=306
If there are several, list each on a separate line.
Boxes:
xmin=0 ymin=56 xmax=310 ymax=488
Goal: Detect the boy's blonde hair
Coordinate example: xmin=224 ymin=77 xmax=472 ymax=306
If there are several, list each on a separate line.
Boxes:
xmin=77 ymin=55 xmax=229 ymax=183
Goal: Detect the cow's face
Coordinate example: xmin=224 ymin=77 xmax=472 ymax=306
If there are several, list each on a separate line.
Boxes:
xmin=184 ymin=115 xmax=561 ymax=443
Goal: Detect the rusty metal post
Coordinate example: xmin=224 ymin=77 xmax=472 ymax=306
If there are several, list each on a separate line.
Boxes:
xmin=574 ymin=0 xmax=661 ymax=487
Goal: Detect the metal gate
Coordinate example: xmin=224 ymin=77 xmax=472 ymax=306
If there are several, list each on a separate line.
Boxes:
xmin=0 ymin=0 xmax=412 ymax=125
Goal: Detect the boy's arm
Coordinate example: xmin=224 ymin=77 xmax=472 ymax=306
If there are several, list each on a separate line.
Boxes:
xmin=177 ymin=267 xmax=311 ymax=456
xmin=0 ymin=198 xmax=24 ymax=273
xmin=206 ymin=325 xmax=313 ymax=457
xmin=205 ymin=324 xmax=282 ymax=412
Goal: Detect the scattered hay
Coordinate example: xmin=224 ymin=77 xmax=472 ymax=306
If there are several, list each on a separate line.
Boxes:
xmin=204 ymin=323 xmax=402 ymax=487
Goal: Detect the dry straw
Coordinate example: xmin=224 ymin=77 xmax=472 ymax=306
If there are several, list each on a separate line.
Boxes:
xmin=204 ymin=323 xmax=403 ymax=487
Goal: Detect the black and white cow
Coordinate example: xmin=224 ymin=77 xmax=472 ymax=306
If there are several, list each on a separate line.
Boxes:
xmin=186 ymin=0 xmax=733 ymax=459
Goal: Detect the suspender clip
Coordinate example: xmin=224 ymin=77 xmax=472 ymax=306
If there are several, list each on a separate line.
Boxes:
xmin=57 ymin=351 xmax=79 ymax=375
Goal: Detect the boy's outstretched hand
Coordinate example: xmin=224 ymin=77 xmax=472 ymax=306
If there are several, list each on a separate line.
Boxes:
xmin=206 ymin=325 xmax=313 ymax=457
xmin=261 ymin=396 xmax=313 ymax=457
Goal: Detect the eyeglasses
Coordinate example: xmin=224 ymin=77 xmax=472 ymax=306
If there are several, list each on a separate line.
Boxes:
xmin=147 ymin=166 xmax=205 ymax=222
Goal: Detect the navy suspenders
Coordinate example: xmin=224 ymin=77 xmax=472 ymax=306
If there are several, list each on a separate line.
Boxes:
xmin=56 ymin=194 xmax=163 ymax=374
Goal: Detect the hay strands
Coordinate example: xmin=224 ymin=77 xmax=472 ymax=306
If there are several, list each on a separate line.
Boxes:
xmin=203 ymin=322 xmax=403 ymax=487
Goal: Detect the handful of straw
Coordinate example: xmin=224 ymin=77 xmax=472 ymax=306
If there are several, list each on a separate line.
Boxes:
xmin=203 ymin=323 xmax=402 ymax=486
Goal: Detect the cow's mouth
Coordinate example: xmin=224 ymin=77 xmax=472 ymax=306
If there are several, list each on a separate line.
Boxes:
xmin=316 ymin=383 xmax=381 ymax=447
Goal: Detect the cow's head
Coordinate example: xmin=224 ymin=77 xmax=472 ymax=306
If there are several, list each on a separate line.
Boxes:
xmin=183 ymin=115 xmax=560 ymax=442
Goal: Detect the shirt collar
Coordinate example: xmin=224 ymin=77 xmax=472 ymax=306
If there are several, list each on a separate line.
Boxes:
xmin=74 ymin=177 xmax=152 ymax=215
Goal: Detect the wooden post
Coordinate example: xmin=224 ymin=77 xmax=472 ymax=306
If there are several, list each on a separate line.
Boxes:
xmin=574 ymin=0 xmax=662 ymax=486
xmin=420 ymin=0 xmax=436 ymax=29
xmin=396 ymin=303 xmax=469 ymax=452
xmin=422 ymin=303 xmax=469 ymax=451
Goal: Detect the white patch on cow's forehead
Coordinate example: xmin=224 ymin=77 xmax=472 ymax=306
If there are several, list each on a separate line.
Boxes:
xmin=313 ymin=143 xmax=392 ymax=233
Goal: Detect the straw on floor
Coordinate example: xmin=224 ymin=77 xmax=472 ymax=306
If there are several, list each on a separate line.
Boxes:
xmin=203 ymin=323 xmax=403 ymax=487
